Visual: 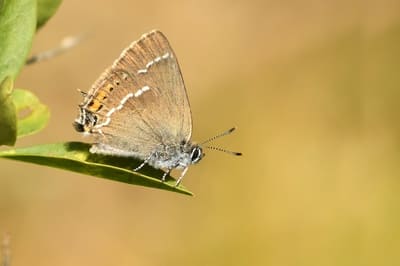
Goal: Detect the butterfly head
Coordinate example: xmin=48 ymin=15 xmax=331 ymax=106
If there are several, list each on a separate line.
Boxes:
xmin=176 ymin=141 xmax=204 ymax=168
xmin=189 ymin=145 xmax=204 ymax=164
xmin=180 ymin=126 xmax=243 ymax=168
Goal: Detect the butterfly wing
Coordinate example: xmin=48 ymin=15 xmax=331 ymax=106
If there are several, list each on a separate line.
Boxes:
xmin=77 ymin=30 xmax=192 ymax=159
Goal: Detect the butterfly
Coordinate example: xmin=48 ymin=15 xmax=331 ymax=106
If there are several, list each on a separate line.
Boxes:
xmin=74 ymin=30 xmax=241 ymax=186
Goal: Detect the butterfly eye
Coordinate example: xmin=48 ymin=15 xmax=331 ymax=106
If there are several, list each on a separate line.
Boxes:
xmin=191 ymin=147 xmax=203 ymax=164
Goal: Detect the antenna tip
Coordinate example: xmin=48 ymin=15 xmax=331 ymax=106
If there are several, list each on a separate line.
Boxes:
xmin=229 ymin=127 xmax=237 ymax=133
xmin=234 ymin=152 xmax=242 ymax=156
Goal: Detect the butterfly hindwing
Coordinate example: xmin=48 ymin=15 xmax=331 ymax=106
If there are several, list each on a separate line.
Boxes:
xmin=77 ymin=30 xmax=192 ymax=159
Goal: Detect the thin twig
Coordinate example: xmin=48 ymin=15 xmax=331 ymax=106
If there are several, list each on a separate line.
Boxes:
xmin=26 ymin=34 xmax=86 ymax=65
xmin=1 ymin=233 xmax=10 ymax=266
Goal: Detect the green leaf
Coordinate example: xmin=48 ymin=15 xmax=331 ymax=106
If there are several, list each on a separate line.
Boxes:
xmin=0 ymin=77 xmax=17 ymax=145
xmin=12 ymin=88 xmax=50 ymax=138
xmin=0 ymin=142 xmax=193 ymax=195
xmin=0 ymin=0 xmax=36 ymax=82
xmin=36 ymin=0 xmax=62 ymax=29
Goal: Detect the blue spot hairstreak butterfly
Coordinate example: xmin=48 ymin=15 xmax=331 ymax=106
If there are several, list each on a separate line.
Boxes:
xmin=74 ymin=30 xmax=241 ymax=186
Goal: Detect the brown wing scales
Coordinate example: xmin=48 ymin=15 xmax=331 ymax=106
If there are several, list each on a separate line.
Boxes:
xmin=75 ymin=30 xmax=192 ymax=158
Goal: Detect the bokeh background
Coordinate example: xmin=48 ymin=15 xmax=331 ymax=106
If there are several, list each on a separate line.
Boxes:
xmin=1 ymin=0 xmax=400 ymax=265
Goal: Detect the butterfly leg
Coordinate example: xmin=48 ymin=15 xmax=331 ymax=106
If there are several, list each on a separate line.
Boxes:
xmin=162 ymin=169 xmax=171 ymax=182
xmin=133 ymin=154 xmax=152 ymax=171
xmin=175 ymin=167 xmax=189 ymax=187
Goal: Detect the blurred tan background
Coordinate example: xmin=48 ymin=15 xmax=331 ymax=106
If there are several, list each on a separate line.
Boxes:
xmin=1 ymin=0 xmax=400 ymax=265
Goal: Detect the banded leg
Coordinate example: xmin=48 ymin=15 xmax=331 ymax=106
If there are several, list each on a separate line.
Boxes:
xmin=133 ymin=154 xmax=152 ymax=171
xmin=162 ymin=169 xmax=171 ymax=182
xmin=175 ymin=167 xmax=189 ymax=187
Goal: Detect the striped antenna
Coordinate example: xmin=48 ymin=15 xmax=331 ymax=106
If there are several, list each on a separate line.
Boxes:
xmin=201 ymin=127 xmax=242 ymax=156
xmin=200 ymin=127 xmax=237 ymax=145
xmin=205 ymin=145 xmax=242 ymax=156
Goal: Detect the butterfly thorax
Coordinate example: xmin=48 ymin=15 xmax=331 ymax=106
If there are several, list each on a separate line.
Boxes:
xmin=148 ymin=142 xmax=203 ymax=170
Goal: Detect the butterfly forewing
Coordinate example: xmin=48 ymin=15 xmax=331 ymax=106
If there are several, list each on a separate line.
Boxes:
xmin=79 ymin=30 xmax=192 ymax=158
